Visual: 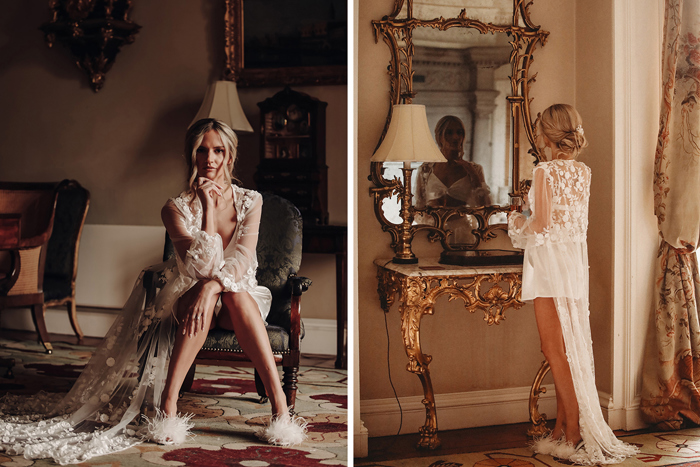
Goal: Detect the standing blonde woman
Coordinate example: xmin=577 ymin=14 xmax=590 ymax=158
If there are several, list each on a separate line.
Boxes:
xmin=0 ymin=119 xmax=305 ymax=465
xmin=508 ymin=104 xmax=637 ymax=464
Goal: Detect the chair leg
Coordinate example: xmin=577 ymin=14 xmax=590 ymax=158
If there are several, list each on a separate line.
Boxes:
xmin=179 ymin=363 xmax=197 ymax=397
xmin=282 ymin=366 xmax=298 ymax=410
xmin=254 ymin=369 xmax=269 ymax=404
xmin=31 ymin=304 xmax=52 ymax=354
xmin=67 ymin=299 xmax=84 ymax=343
xmin=0 ymin=358 xmax=14 ymax=379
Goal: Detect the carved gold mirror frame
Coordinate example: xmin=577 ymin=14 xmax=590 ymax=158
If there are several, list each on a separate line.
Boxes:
xmin=370 ymin=0 xmax=549 ymax=263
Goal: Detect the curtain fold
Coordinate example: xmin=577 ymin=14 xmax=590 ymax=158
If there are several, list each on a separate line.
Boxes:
xmin=641 ymin=0 xmax=700 ymax=428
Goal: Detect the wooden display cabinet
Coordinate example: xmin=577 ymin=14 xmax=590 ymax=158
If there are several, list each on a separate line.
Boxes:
xmin=255 ymin=87 xmax=328 ymax=225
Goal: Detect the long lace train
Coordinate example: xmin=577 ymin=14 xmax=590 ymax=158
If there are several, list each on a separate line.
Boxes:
xmin=0 ymin=264 xmax=179 ymax=465
xmin=537 ymin=296 xmax=639 ymax=465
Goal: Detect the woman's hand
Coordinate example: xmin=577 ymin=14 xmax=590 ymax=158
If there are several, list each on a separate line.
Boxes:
xmin=182 ymin=280 xmax=222 ymax=338
xmin=196 ymin=177 xmax=224 ymax=208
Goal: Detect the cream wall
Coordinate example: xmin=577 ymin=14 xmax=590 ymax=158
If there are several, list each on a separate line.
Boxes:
xmin=0 ymin=3 xmax=346 ymax=323
xmin=357 ymin=0 xmax=661 ymax=440
xmin=576 ymin=0 xmax=616 ymax=395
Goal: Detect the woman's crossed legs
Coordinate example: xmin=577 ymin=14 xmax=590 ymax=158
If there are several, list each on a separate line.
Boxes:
xmin=161 ymin=283 xmax=287 ymax=418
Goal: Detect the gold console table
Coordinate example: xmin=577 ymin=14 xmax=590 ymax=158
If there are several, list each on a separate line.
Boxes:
xmin=374 ymin=258 xmax=525 ymax=449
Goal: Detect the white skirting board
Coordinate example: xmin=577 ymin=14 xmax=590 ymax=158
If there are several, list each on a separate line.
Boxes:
xmin=361 ymin=385 xmax=557 ymax=437
xmin=0 ymin=307 xmax=338 ymax=357
xmin=361 ymin=387 xmax=644 ymax=438
xmin=0 ymin=307 xmax=118 ymax=340
xmin=0 ymin=224 xmax=339 ymax=355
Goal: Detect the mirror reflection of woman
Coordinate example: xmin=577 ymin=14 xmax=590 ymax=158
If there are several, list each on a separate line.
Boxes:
xmin=508 ymin=104 xmax=637 ymax=464
xmin=416 ymin=115 xmax=492 ymax=209
xmin=415 ymin=115 xmax=492 ymax=244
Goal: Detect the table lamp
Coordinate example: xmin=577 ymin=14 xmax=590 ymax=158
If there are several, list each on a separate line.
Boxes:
xmin=370 ymin=104 xmax=447 ymax=263
xmin=190 ymin=80 xmax=253 ymax=133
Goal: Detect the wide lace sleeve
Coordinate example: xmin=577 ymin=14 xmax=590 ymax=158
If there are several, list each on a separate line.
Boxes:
xmin=508 ymin=165 xmax=553 ymax=248
xmin=211 ymin=191 xmax=262 ymax=293
xmin=161 ymin=199 xmax=225 ymax=281
xmin=471 ymin=162 xmax=493 ymax=206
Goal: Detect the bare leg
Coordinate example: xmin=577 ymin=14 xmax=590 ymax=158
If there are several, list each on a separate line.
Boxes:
xmin=534 ymin=297 xmax=581 ymax=444
xmin=552 ymin=387 xmax=565 ymax=440
xmin=219 ymin=291 xmax=288 ymax=417
xmin=161 ymin=283 xmax=217 ymax=417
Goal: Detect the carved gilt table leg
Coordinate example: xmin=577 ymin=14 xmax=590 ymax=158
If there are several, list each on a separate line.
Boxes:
xmin=375 ymin=264 xmax=524 ymax=450
xmin=528 ymin=359 xmax=551 ymax=437
xmin=400 ymin=277 xmax=440 ymax=449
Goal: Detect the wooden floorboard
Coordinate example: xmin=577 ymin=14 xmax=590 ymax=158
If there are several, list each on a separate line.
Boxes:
xmin=360 ymin=421 xmax=655 ymax=463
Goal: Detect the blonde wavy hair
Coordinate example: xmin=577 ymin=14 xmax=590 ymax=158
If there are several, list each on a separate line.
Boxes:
xmin=185 ymin=118 xmax=239 ymax=194
xmin=539 ymin=104 xmax=588 ymax=159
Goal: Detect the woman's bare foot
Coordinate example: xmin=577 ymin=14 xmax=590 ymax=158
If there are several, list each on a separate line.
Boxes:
xmin=161 ymin=397 xmax=178 ymax=418
xmin=565 ymin=428 xmax=582 ymax=447
xmin=551 ymin=425 xmax=564 ymax=440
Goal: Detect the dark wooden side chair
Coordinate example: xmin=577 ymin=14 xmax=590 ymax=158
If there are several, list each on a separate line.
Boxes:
xmin=0 ymin=180 xmax=90 ymax=353
xmin=0 ymin=181 xmax=61 ymax=354
xmin=42 ymin=180 xmax=90 ymax=342
xmin=147 ymin=193 xmax=311 ymax=409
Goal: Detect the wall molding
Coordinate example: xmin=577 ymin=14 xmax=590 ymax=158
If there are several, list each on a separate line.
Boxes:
xmin=0 ymin=308 xmax=337 ymax=356
xmin=361 ymin=385 xmax=557 ymax=438
xmin=300 ymin=318 xmax=338 ymax=356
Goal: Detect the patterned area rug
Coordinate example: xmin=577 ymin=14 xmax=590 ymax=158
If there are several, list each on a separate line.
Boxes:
xmin=0 ymin=338 xmax=347 ymax=466
xmin=355 ymin=429 xmax=700 ymax=467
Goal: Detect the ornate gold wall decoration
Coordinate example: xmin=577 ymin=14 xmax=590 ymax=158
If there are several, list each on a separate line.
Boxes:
xmin=40 ymin=0 xmax=141 ymax=92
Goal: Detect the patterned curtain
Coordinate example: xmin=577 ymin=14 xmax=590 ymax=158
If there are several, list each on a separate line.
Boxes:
xmin=640 ymin=0 xmax=700 ymax=429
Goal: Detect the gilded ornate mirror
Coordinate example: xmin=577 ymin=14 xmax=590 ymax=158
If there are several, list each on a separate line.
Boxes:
xmin=370 ymin=0 xmax=548 ymax=265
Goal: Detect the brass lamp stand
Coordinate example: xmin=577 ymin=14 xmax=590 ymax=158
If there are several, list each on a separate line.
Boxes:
xmin=393 ymin=164 xmax=418 ymax=263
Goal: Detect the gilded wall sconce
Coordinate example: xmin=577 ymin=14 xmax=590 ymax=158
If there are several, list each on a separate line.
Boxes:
xmin=40 ymin=0 xmax=141 ymax=92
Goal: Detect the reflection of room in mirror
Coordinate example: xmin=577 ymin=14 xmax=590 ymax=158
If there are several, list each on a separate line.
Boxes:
xmin=396 ymin=0 xmax=520 ymax=27
xmin=380 ymin=162 xmax=421 ymax=225
xmin=412 ymin=28 xmax=513 ymax=214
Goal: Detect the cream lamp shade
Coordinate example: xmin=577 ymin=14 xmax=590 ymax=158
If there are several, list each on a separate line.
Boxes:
xmin=190 ymin=80 xmax=254 ymax=133
xmin=370 ymin=104 xmax=447 ymax=163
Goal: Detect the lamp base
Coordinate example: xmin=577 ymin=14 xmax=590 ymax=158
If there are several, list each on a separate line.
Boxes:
xmin=393 ymin=256 xmax=419 ymax=264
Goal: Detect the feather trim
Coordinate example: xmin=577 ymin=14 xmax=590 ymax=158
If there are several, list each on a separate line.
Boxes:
xmin=531 ymin=435 xmax=577 ymax=459
xmin=143 ymin=408 xmax=194 ymax=445
xmin=257 ymin=413 xmax=308 ymax=446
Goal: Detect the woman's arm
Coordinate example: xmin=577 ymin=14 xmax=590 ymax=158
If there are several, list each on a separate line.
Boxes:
xmin=161 ymin=198 xmax=224 ymax=335
xmin=161 ymin=199 xmax=225 ymax=280
xmin=507 ymin=166 xmax=552 ymax=247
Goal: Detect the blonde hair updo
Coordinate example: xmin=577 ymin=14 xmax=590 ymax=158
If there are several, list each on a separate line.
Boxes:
xmin=539 ymin=104 xmax=588 ymax=159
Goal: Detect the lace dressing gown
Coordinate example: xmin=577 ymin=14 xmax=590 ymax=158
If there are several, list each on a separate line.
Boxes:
xmin=0 ymin=185 xmax=272 ymax=465
xmin=508 ymin=160 xmax=638 ymax=465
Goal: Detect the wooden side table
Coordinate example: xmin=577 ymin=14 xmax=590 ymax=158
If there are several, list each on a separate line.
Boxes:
xmin=374 ymin=258 xmax=524 ymax=449
xmin=304 ymin=225 xmax=347 ymax=369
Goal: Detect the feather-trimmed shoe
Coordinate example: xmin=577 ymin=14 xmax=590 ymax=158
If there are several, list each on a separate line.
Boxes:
xmin=257 ymin=413 xmax=308 ymax=446
xmin=143 ymin=408 xmax=194 ymax=445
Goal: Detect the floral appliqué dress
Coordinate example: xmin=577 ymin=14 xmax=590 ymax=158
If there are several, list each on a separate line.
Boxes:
xmin=0 ymin=185 xmax=272 ymax=465
xmin=508 ymin=160 xmax=638 ymax=465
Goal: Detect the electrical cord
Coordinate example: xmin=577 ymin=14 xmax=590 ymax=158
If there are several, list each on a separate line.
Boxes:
xmin=384 ymin=310 xmax=403 ymax=437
